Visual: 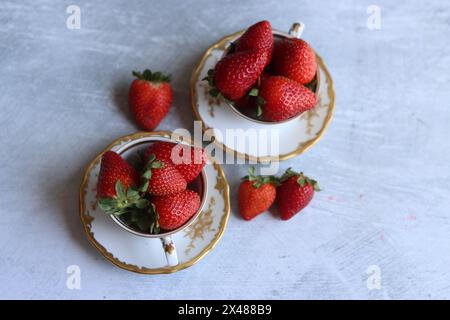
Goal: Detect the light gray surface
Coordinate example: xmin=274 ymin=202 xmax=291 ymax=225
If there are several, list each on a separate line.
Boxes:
xmin=1 ymin=0 xmax=449 ymax=299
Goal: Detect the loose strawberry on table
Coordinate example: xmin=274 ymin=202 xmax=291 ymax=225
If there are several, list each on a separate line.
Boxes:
xmin=128 ymin=69 xmax=173 ymax=131
xmin=238 ymin=167 xmax=278 ymax=221
xmin=276 ymin=168 xmax=320 ymax=220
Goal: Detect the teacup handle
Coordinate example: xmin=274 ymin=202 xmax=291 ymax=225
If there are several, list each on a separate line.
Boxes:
xmin=289 ymin=22 xmax=305 ymax=38
xmin=160 ymin=236 xmax=178 ymax=267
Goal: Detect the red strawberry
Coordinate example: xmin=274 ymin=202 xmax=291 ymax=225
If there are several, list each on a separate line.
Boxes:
xmin=96 ymin=151 xmax=146 ymax=216
xmin=235 ymin=20 xmax=273 ymax=64
xmin=97 ymin=151 xmax=139 ymax=199
xmin=128 ymin=69 xmax=173 ymax=131
xmin=238 ymin=167 xmax=278 ymax=220
xmin=257 ymin=75 xmax=317 ymax=122
xmin=212 ymin=49 xmax=269 ymax=100
xmin=272 ymin=38 xmax=317 ymax=85
xmin=152 ymin=189 xmax=201 ymax=230
xmin=144 ymin=142 xmax=206 ymax=183
xmin=276 ymin=169 xmax=320 ymax=220
xmin=142 ymin=154 xmax=187 ymax=196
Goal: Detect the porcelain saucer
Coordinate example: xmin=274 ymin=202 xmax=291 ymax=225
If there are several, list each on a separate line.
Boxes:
xmin=79 ymin=131 xmax=230 ymax=274
xmin=190 ymin=30 xmax=335 ymax=162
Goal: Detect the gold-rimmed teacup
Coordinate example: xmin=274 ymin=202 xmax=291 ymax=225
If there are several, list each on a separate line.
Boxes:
xmin=222 ymin=22 xmax=320 ymax=125
xmin=109 ymin=135 xmax=208 ymax=267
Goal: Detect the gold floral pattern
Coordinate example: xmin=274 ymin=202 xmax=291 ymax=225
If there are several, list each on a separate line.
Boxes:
xmin=298 ymin=73 xmax=332 ymax=150
xmin=183 ymin=162 xmax=228 ymax=255
xmin=300 ymin=63 xmax=332 ymax=134
xmin=84 ymin=210 xmax=94 ymax=225
xmin=300 ymin=95 xmax=329 ymax=135
xmin=184 ymin=197 xmax=216 ymax=255
xmin=201 ymin=82 xmax=222 ymax=117
xmin=214 ymin=162 xmax=227 ymax=197
xmin=200 ymin=56 xmax=221 ymax=118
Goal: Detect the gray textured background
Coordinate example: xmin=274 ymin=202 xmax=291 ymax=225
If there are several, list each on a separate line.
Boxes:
xmin=1 ymin=0 xmax=449 ymax=299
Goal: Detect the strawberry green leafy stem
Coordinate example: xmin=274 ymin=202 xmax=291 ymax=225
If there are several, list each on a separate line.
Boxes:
xmin=281 ymin=168 xmax=321 ymax=191
xmin=202 ymin=69 xmax=226 ymax=100
xmin=132 ymin=69 xmax=171 ymax=83
xmin=242 ymin=166 xmax=280 ymax=188
xmin=98 ymin=181 xmax=147 ymax=216
xmin=129 ymin=203 xmax=160 ymax=234
xmin=248 ymin=88 xmax=266 ymax=117
xmin=97 ymin=154 xmax=163 ymax=235
xmin=138 ymin=153 xmax=162 ymax=193
xmin=134 ymin=153 xmax=162 ymax=234
xmin=148 ymin=203 xmax=160 ymax=234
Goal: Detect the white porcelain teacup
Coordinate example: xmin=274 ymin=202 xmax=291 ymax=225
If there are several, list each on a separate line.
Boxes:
xmin=108 ymin=135 xmax=208 ymax=267
xmin=222 ymin=22 xmax=320 ymax=125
